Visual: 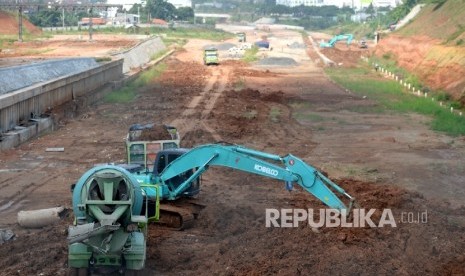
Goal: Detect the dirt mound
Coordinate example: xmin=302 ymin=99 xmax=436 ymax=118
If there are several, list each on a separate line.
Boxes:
xmin=234 ymin=67 xmax=281 ymax=78
xmin=0 ymin=11 xmax=42 ymax=36
xmin=208 ymin=88 xmax=289 ymax=141
xmin=128 ymin=124 xmax=173 ymax=141
xmin=156 ymin=60 xmax=208 ymax=94
xmin=182 ymin=129 xmax=216 ymax=148
xmin=321 ymin=46 xmax=365 ymax=67
xmin=210 ymin=89 xmax=263 ymax=139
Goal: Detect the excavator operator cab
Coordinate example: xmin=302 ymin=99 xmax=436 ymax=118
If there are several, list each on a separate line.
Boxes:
xmin=153 ymin=148 xmax=200 ymax=197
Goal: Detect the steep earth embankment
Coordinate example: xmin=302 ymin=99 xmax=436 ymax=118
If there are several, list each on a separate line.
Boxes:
xmin=0 ymin=10 xmax=41 ymax=35
xmin=374 ymin=0 xmax=465 ymax=102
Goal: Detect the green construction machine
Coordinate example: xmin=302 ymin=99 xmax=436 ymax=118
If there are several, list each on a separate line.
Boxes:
xmin=68 ymin=138 xmax=357 ymax=274
xmin=319 ymin=34 xmax=354 ymax=48
xmin=125 ymin=124 xmax=180 ymax=170
xmin=203 ymin=48 xmax=219 ymax=65
xmin=68 ymin=166 xmax=147 ymax=275
xmin=237 ymin=32 xmax=246 ymax=42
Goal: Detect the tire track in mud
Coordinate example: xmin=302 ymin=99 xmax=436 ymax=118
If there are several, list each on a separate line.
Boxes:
xmin=201 ymin=69 xmax=229 ymax=120
xmin=0 ymin=123 xmax=131 ymax=217
xmin=171 ymin=67 xmax=230 ymax=142
xmin=0 ymin=167 xmax=60 ymax=214
xmin=0 ymin=163 xmax=48 ymax=191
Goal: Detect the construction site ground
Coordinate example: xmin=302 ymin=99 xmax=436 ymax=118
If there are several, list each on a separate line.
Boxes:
xmin=0 ymin=34 xmax=145 ymax=68
xmin=0 ymin=29 xmax=464 ymax=275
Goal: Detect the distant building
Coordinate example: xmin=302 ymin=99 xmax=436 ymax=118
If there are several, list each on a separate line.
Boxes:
xmin=167 ymin=0 xmax=192 ymax=8
xmin=106 ymin=0 xmax=146 ymax=11
xmin=276 ymin=0 xmax=402 ymax=9
xmin=111 ymin=13 xmax=140 ymax=25
xmin=195 ymin=2 xmax=236 ymax=9
xmin=372 ymin=0 xmax=401 ymax=8
xmin=106 ymin=0 xmax=192 ymax=10
xmin=352 ymin=0 xmax=403 ymax=9
xmin=322 ymin=0 xmax=351 ymax=8
xmin=276 ymin=0 xmax=324 ymax=7
xmin=351 ymin=12 xmax=371 ymax=22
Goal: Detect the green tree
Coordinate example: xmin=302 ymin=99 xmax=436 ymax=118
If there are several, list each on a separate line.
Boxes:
xmin=29 ymin=10 xmax=64 ymax=27
xmin=262 ymin=0 xmax=276 ymax=14
xmin=270 ymin=4 xmax=291 ymax=15
xmin=175 ymin=7 xmax=194 ymax=21
xmin=365 ymin=3 xmax=376 ymax=19
xmin=146 ymin=0 xmax=176 ymax=20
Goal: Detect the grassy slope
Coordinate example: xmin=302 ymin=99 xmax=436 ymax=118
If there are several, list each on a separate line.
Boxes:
xmin=396 ymin=0 xmax=465 ymax=45
xmin=326 ymin=66 xmax=465 ymax=136
xmin=105 ymin=63 xmax=167 ymax=103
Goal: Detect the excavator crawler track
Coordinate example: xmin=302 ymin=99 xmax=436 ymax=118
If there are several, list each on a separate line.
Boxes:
xmin=154 ymin=200 xmax=205 ymax=230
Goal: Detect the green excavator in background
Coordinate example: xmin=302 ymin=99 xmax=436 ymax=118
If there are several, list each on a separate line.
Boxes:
xmin=319 ymin=34 xmax=354 ymax=48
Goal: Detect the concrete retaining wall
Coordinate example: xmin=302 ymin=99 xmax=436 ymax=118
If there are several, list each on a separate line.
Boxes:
xmin=0 ymin=59 xmax=123 ymax=134
xmin=0 ymin=58 xmax=100 ymax=95
xmin=113 ymin=36 xmax=166 ymax=73
xmin=0 ymin=118 xmax=52 ymax=151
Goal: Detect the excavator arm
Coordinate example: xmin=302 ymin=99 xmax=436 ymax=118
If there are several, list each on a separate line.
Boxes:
xmin=320 ymin=34 xmax=354 ymax=48
xmin=148 ymin=144 xmax=355 ymax=212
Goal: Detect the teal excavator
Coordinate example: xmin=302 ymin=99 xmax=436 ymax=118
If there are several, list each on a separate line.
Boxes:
xmin=68 ymin=143 xmax=356 ymax=275
xmin=319 ymin=34 xmax=353 ymax=48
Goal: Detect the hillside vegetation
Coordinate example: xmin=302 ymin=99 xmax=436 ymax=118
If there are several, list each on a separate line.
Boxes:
xmin=397 ymin=0 xmax=465 ymax=46
xmin=374 ymin=0 xmax=465 ymax=103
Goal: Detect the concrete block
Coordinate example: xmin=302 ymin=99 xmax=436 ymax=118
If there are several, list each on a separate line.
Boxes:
xmin=35 ymin=117 xmax=53 ymax=133
xmin=17 ymin=126 xmax=37 ymax=144
xmin=0 ymin=133 xmax=19 ymax=150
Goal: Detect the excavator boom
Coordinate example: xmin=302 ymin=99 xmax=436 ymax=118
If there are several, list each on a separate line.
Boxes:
xmin=320 ymin=34 xmax=354 ymax=48
xmin=144 ymin=144 xmax=355 ymax=212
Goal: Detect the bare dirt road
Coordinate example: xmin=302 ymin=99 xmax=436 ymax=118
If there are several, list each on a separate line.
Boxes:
xmin=0 ymin=29 xmax=464 ymax=275
xmin=0 ymin=34 xmax=144 ymax=68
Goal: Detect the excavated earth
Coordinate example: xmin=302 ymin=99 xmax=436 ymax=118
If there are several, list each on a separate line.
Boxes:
xmin=0 ymin=30 xmax=464 ymax=276
xmin=374 ymin=35 xmax=465 ymax=100
xmin=0 ymin=11 xmax=41 ymax=36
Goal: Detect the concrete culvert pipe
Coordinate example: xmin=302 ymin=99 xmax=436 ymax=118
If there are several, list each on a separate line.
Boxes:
xmin=17 ymin=206 xmax=64 ymax=228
